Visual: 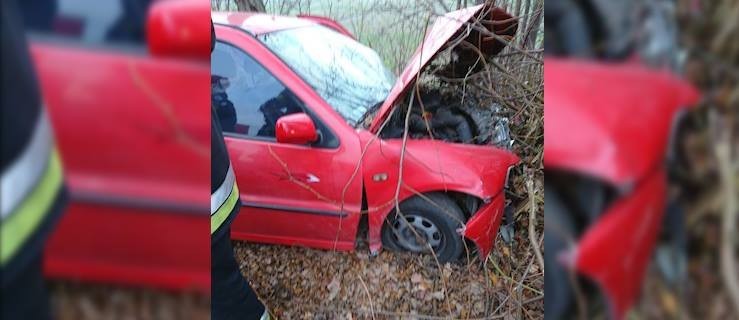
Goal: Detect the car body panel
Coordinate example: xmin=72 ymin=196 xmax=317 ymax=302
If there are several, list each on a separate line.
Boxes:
xmin=462 ymin=193 xmax=506 ymax=258
xmin=147 ymin=0 xmax=212 ymax=60
xmin=32 ymin=41 xmax=210 ymax=292
xmin=368 ymin=4 xmax=517 ymax=132
xmin=211 ymin=12 xmax=315 ymax=36
xmin=569 ymin=168 xmax=668 ymax=319
xmin=357 ymin=131 xmax=519 ymax=254
xmin=296 ymin=14 xmax=355 ymax=38
xmin=544 ymin=58 xmax=700 ymax=186
xmin=545 ymin=58 xmax=700 ymax=317
xmin=211 ymin=12 xmax=355 ymax=39
xmin=44 ymin=203 xmax=208 ymax=292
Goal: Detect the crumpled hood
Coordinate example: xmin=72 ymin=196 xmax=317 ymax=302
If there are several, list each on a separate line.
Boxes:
xmin=544 ymin=58 xmax=700 ymax=186
xmin=369 ymin=4 xmax=516 ymax=133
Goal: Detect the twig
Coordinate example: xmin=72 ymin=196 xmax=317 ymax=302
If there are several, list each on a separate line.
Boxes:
xmin=713 ymin=112 xmax=739 ymax=315
xmin=526 ymin=177 xmax=544 ymax=272
xmin=356 ymin=273 xmax=376 ymax=320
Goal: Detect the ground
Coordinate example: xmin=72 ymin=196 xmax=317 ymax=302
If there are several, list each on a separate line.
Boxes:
xmin=234 ymin=236 xmax=542 ymax=319
xmin=50 ymin=234 xmax=543 ymax=320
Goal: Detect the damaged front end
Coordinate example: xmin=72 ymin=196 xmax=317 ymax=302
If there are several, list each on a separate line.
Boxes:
xmin=377 ymin=89 xmax=514 ymax=149
xmin=461 ymin=192 xmax=507 ymax=259
xmin=357 ymin=3 xmax=521 ymax=262
xmin=362 ymin=3 xmax=517 ymax=149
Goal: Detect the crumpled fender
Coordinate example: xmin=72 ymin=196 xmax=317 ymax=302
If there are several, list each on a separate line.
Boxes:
xmin=544 ymin=58 xmax=700 ymax=186
xmin=566 ymin=168 xmax=667 ymax=319
xmin=462 ymin=193 xmax=506 ymax=258
xmin=357 ymin=131 xmax=518 ymax=255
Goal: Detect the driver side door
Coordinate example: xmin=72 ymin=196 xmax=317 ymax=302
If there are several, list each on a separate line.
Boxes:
xmin=211 ymin=29 xmax=363 ymax=251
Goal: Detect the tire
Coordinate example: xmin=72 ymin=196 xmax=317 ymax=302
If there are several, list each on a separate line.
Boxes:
xmin=381 ymin=193 xmax=466 ymax=263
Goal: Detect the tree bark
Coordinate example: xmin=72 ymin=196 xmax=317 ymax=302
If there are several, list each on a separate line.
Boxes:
xmin=234 ymin=0 xmax=266 ymax=12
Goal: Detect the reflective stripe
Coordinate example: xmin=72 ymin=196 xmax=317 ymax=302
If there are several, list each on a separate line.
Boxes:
xmin=210 ymin=181 xmax=238 ymax=234
xmin=1 ymin=109 xmax=53 ymax=219
xmin=211 ymin=164 xmax=235 ymax=215
xmin=1 ymin=150 xmax=63 ymax=265
xmin=260 ymin=310 xmax=271 ymax=320
xmin=211 ymin=163 xmax=238 ymax=234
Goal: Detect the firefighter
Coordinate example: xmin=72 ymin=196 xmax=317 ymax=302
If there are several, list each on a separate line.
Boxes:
xmin=1 ymin=1 xmax=68 ymax=319
xmin=211 ymin=21 xmax=270 ymax=320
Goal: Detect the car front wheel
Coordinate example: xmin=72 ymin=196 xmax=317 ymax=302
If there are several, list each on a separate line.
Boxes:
xmin=381 ymin=193 xmax=466 ymax=263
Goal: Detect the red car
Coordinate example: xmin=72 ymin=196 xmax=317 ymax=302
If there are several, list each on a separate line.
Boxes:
xmin=212 ymin=5 xmax=518 ymax=263
xmin=30 ymin=0 xmax=518 ymax=291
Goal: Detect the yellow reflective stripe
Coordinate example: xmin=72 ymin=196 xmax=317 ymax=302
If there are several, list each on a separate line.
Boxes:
xmin=2 ymin=109 xmax=53 ymax=218
xmin=1 ymin=150 xmax=63 ymax=265
xmin=211 ymin=164 xmax=235 ymax=214
xmin=210 ymin=181 xmax=239 ymax=234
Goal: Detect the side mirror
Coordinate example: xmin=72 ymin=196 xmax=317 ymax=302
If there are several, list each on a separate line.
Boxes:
xmin=276 ymin=113 xmax=318 ymax=145
xmin=146 ymin=0 xmax=210 ymax=60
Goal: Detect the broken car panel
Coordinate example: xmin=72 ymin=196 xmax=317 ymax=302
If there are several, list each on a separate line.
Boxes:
xmin=544 ymin=57 xmax=700 ymax=319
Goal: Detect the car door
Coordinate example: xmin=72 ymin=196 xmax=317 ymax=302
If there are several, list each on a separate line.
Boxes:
xmin=211 ymin=28 xmax=364 ymax=250
xmin=25 ymin=0 xmax=210 ymax=291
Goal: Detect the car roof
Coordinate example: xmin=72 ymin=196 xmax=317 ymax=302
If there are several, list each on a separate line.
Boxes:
xmin=211 ymin=12 xmax=317 ymax=36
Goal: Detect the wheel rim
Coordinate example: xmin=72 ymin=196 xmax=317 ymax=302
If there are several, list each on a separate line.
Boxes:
xmin=390 ymin=214 xmax=443 ymax=252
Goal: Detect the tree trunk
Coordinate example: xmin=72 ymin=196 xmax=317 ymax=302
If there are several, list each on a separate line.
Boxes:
xmin=234 ymin=0 xmax=266 ymax=12
xmin=524 ymin=0 xmax=543 ymax=49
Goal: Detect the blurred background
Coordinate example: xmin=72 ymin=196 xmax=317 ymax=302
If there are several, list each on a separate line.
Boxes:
xmin=544 ymin=0 xmax=738 ymax=319
xmin=653 ymin=1 xmax=739 ymax=318
xmin=4 ymin=0 xmax=211 ymax=319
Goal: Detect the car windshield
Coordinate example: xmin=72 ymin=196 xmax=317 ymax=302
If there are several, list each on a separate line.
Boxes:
xmin=258 ymin=25 xmax=395 ymax=126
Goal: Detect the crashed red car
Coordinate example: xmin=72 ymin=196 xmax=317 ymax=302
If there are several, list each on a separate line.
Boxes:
xmin=212 ymin=4 xmax=518 ymax=263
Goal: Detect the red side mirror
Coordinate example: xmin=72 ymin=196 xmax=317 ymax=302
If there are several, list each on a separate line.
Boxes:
xmin=275 ymin=113 xmax=318 ymax=145
xmin=147 ymin=0 xmax=210 ymax=60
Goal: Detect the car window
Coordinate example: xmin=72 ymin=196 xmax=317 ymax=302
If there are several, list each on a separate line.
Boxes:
xmin=258 ymin=25 xmax=394 ymax=127
xmin=211 ymin=41 xmax=304 ymax=140
xmin=19 ymin=0 xmax=151 ymax=46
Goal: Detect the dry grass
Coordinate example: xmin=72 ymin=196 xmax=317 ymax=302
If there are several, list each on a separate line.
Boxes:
xmin=634 ymin=0 xmax=739 ymax=318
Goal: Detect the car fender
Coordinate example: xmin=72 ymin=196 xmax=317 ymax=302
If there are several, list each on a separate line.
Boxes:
xmin=544 ymin=58 xmax=700 ymax=186
xmin=566 ymin=168 xmax=668 ymax=319
xmin=357 ymin=131 xmax=518 ymax=254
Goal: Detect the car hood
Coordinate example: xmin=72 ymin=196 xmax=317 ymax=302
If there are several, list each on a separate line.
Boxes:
xmin=368 ymin=4 xmax=517 ymax=133
xmin=544 ymin=58 xmax=700 ymax=186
